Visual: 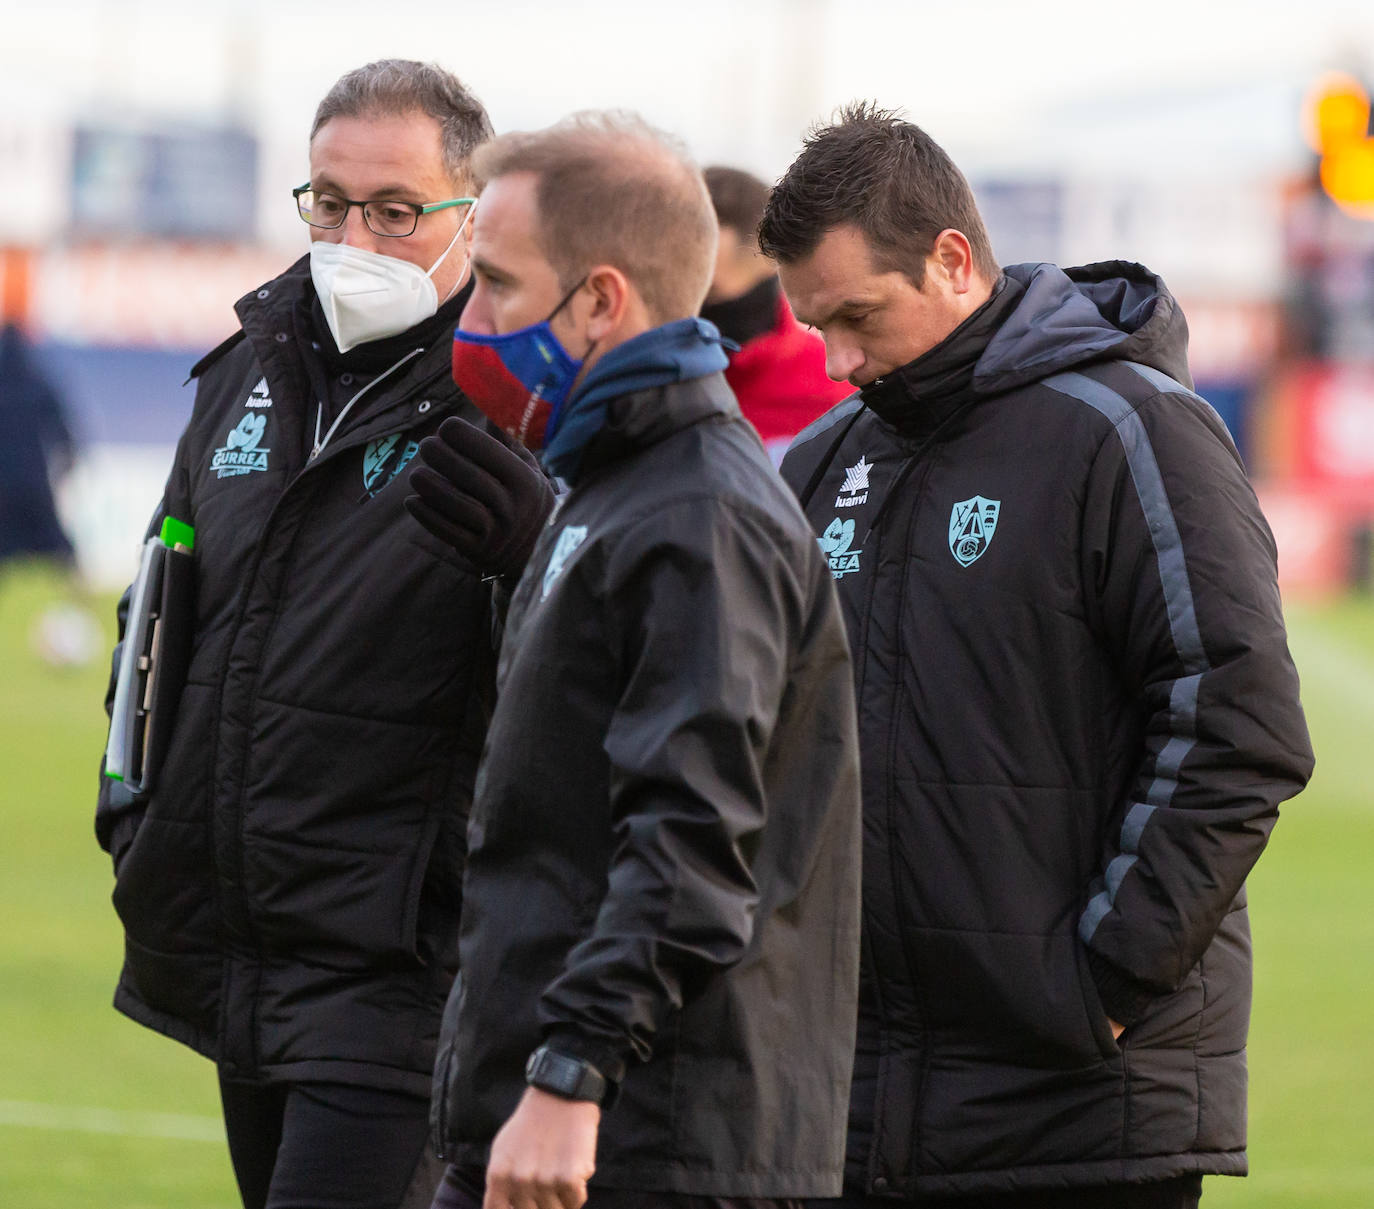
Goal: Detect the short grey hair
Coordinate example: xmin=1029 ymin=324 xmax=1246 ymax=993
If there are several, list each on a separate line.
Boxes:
xmin=311 ymin=59 xmax=493 ymax=186
xmin=472 ymin=110 xmax=718 ymax=324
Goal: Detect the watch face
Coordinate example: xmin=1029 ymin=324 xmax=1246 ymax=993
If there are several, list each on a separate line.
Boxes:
xmin=546 ymin=1055 xmax=579 ymax=1095
xmin=527 ymin=1047 xmax=603 ymax=1103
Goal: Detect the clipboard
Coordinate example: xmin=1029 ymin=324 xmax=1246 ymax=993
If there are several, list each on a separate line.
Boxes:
xmin=104 ymin=516 xmax=196 ymax=795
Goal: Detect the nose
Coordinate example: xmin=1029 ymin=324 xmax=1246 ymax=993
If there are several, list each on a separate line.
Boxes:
xmin=459 ymin=282 xmax=496 ymax=336
xmin=824 ymin=335 xmax=864 ymax=384
xmin=338 ymin=204 xmax=379 ymax=251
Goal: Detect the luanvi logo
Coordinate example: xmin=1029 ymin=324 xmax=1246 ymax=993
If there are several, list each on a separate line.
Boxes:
xmin=245 ymin=377 xmax=273 ymax=408
xmin=211 ymin=413 xmax=271 ymax=479
xmin=835 ymin=454 xmax=871 ymax=508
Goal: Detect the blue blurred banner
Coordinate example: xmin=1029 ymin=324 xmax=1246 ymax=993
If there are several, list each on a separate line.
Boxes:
xmin=34 ymin=341 xmax=199 ymax=446
xmin=71 ymin=124 xmax=258 ymax=241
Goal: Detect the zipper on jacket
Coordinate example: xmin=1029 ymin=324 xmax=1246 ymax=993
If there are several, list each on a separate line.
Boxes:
xmin=208 ymin=342 xmax=435 ymax=1068
xmin=877 ymin=459 xmax=939 ymax=1187
xmin=310 ymin=347 xmax=424 ymax=461
xmin=836 ymin=426 xmax=946 ymax=1192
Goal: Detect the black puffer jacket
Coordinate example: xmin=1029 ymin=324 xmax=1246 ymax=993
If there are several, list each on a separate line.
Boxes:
xmin=433 ymin=368 xmax=862 ymax=1197
xmin=780 ymin=262 xmax=1314 ymax=1197
xmin=95 ymin=258 xmax=494 ymax=1094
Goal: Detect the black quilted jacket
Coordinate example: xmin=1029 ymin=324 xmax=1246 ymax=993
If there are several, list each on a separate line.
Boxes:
xmin=780 ymin=261 xmax=1314 ymax=1197
xmin=96 ymin=258 xmax=494 ymax=1095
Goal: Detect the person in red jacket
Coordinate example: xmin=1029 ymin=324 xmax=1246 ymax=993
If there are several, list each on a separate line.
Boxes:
xmin=701 ymin=166 xmax=851 ymax=462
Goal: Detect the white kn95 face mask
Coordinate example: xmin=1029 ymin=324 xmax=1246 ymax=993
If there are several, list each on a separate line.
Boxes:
xmin=309 ymin=213 xmax=472 ymax=353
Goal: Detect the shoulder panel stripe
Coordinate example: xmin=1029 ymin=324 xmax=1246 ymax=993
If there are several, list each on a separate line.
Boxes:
xmin=1043 ymin=371 xmax=1206 ymax=670
xmin=1039 ymin=368 xmax=1214 ymax=947
xmin=1125 ymin=361 xmax=1227 ymax=431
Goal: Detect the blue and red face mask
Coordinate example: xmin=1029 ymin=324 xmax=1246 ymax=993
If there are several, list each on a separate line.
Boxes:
xmin=451 ymin=280 xmax=586 ymax=451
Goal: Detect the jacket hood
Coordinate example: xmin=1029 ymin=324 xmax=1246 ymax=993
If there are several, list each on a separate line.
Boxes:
xmin=543 ymin=317 xmax=732 ymax=482
xmin=976 ymin=260 xmax=1192 ymax=395
xmin=859 ymin=261 xmax=1191 ymax=441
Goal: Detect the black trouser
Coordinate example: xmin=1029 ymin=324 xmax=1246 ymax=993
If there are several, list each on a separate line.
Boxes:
xmin=805 ymin=1173 xmax=1203 ymax=1209
xmin=430 ymin=1164 xmax=806 ymax=1209
xmin=219 ymin=1075 xmax=444 ymax=1209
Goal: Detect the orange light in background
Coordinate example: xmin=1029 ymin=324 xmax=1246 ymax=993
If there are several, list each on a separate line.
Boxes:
xmin=1320 ymin=139 xmax=1374 ymax=219
xmin=0 ymin=246 xmax=34 ymax=326
xmin=1304 ymin=71 xmax=1374 ymax=220
xmin=1303 ymin=71 xmax=1370 ymax=154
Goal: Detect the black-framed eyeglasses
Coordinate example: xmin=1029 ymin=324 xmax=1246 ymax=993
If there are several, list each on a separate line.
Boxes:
xmin=293 ymin=184 xmax=476 ymax=238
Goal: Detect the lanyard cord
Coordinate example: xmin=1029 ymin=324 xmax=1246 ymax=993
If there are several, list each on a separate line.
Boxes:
xmin=311 ymin=347 xmax=425 ymax=459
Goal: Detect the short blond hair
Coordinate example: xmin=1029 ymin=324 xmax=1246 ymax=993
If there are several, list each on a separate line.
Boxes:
xmin=473 ymin=111 xmax=718 ymax=325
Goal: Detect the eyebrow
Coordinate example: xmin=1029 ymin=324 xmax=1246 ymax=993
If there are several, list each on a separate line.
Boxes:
xmin=798 ymin=297 xmax=879 ymax=330
xmin=470 ymin=254 xmax=513 ymax=284
xmin=309 ymin=175 xmax=423 ymax=202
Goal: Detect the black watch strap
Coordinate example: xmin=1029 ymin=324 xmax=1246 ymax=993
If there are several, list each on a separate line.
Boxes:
xmin=525 ymin=1045 xmax=609 ymax=1105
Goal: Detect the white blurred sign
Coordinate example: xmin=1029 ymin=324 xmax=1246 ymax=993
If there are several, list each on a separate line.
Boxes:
xmin=0 ymin=118 xmax=69 ymax=244
xmin=32 ymin=243 xmax=288 ymax=348
xmin=58 ymin=443 xmax=176 ymax=590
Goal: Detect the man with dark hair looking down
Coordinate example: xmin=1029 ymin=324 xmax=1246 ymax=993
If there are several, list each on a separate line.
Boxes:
xmin=760 ymin=102 xmax=1313 ymax=1209
xmin=408 ymin=111 xmax=862 ymax=1209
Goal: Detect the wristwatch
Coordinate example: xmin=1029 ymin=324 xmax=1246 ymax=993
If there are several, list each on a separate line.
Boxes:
xmin=525 ymin=1045 xmax=610 ymax=1104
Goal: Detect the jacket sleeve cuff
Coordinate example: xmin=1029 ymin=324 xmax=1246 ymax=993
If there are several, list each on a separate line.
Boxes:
xmin=539 ymin=1027 xmax=629 ymax=1087
xmin=1086 ymin=949 xmax=1160 ymax=1028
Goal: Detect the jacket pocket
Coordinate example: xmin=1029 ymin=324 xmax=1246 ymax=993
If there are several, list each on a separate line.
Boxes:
xmin=430 ymin=974 xmax=464 ymax=1160
xmin=244 ymin=823 xmax=440 ymax=970
xmin=109 ymin=809 xmax=145 ymax=877
xmin=402 ymin=809 xmax=445 ymax=965
xmin=919 ymin=929 xmax=1116 ymax=1069
xmin=111 ymin=814 xmax=217 ymax=955
xmin=1077 ymin=942 xmax=1127 ymax=1062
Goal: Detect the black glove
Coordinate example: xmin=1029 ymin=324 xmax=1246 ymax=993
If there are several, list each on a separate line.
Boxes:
xmin=405 ymin=417 xmax=556 ymax=580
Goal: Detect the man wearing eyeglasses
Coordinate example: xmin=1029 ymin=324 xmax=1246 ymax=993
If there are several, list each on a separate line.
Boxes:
xmin=94 ymin=60 xmax=553 ymax=1209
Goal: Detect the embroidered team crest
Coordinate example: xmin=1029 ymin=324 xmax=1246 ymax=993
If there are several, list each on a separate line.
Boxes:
xmin=819 ymin=517 xmax=863 ymax=579
xmin=835 ymin=454 xmax=871 ymax=509
xmin=542 ymin=524 xmax=588 ymax=599
xmin=362 ymin=433 xmax=420 ymax=497
xmin=212 ymin=413 xmax=271 ymax=478
xmin=948 ymin=495 xmax=1001 ymax=566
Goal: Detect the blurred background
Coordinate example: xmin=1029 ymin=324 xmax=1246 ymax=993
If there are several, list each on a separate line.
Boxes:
xmin=1 ymin=1 xmax=1372 ymax=1205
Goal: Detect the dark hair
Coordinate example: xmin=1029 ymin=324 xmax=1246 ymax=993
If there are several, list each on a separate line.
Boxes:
xmin=704 ymin=166 xmax=772 ymax=245
xmin=311 ymin=59 xmax=493 ymax=186
xmin=473 ymin=111 xmax=718 ymax=324
xmin=758 ymin=101 xmax=998 ymax=286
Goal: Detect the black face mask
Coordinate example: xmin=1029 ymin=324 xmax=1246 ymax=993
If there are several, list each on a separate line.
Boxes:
xmin=699 ymin=274 xmax=780 ymax=346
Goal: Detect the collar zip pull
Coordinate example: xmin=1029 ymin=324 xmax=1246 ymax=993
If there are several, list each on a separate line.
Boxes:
xmin=309 ymin=347 xmax=424 ymax=463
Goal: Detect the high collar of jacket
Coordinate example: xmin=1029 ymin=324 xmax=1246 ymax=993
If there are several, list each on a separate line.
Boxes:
xmin=232 ymin=254 xmax=465 ymax=409
xmin=699 ymin=274 xmax=782 ymax=346
xmin=542 ymin=317 xmax=733 ymax=484
xmin=861 ymin=260 xmax=1192 ymax=440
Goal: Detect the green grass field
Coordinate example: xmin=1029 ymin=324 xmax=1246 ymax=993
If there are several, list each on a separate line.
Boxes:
xmin=0 ymin=562 xmax=1370 ymax=1207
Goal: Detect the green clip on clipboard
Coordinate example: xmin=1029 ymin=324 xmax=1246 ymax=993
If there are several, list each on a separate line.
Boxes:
xmin=104 ymin=516 xmax=196 ymax=795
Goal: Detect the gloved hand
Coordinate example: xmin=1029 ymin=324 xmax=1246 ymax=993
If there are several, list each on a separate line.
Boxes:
xmin=405 ymin=417 xmax=556 ymax=580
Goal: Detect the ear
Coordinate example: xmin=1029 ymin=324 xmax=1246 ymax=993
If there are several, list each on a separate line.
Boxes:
xmin=930 ymin=229 xmax=975 ymax=294
xmin=580 ymin=264 xmax=633 ymax=341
